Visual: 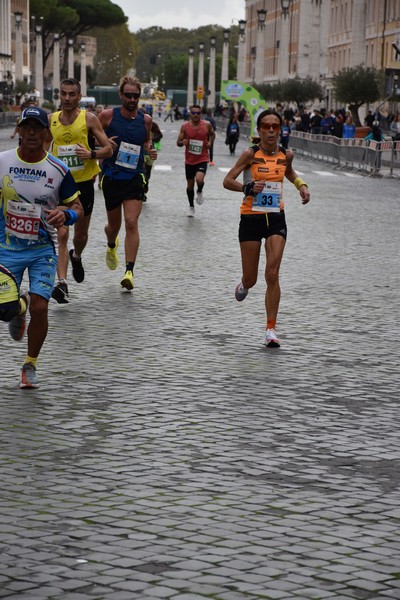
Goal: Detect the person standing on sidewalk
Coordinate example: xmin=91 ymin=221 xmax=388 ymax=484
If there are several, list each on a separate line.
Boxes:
xmin=226 ymin=112 xmax=240 ymax=156
xmin=98 ymin=76 xmax=157 ymax=291
xmin=0 ymin=106 xmax=82 ymax=388
xmin=48 ymin=78 xmax=112 ymax=303
xmin=176 ymin=104 xmax=215 ymax=217
xmin=204 ymin=108 xmax=217 ymax=166
xmin=223 ymin=109 xmax=310 ymax=348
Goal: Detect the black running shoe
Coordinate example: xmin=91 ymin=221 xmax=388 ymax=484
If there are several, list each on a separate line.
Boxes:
xmin=51 ymin=281 xmax=69 ymax=304
xmin=69 ymin=249 xmax=85 ymax=283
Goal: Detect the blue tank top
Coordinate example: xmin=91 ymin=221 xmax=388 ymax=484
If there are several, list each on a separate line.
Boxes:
xmin=102 ymin=108 xmax=146 ymax=179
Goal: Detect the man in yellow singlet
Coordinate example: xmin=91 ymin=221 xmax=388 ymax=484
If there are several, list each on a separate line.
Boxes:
xmin=47 ymin=78 xmax=112 ymax=303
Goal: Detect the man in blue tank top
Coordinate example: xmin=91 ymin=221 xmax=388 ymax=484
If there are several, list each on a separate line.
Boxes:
xmin=99 ymin=76 xmax=157 ymax=291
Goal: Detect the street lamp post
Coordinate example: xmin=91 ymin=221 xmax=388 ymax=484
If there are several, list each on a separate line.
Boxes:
xmin=236 ymin=19 xmax=247 ymax=82
xmin=278 ymin=0 xmax=292 ymax=80
xmin=208 ymin=36 xmax=216 ymax=110
xmin=187 ymin=46 xmax=194 ymax=108
xmin=80 ymin=43 xmax=87 ymax=95
xmin=35 ymin=19 xmax=44 ymax=104
xmin=68 ymin=38 xmax=74 ymax=79
xmin=197 ymin=41 xmax=205 ymax=106
xmin=220 ymin=28 xmax=230 ymax=100
xmin=53 ymin=33 xmax=60 ymax=101
xmin=254 ymin=9 xmax=267 ymax=84
xmin=14 ymin=11 xmax=23 ymax=82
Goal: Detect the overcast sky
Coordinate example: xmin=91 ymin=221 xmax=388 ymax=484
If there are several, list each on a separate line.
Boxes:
xmin=112 ymin=0 xmax=245 ymax=32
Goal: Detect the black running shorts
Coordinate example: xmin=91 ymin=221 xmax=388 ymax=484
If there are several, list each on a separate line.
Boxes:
xmin=238 ymin=212 xmax=287 ymax=243
xmin=102 ymin=174 xmax=145 ymax=211
xmin=185 ymin=162 xmax=208 ymax=181
xmin=77 ymin=179 xmax=95 ymax=216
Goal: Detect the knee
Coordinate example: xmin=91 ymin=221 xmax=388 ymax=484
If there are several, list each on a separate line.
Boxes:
xmin=125 ymin=217 xmax=139 ymax=233
xmin=242 ymin=275 xmax=257 ymax=289
xmin=266 ymin=267 xmax=280 ymax=286
xmin=57 ymin=225 xmax=69 ymax=244
xmin=29 ymin=294 xmax=48 ymax=319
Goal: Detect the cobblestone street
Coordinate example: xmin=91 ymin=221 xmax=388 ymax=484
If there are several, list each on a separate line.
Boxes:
xmin=0 ymin=120 xmax=399 ymax=599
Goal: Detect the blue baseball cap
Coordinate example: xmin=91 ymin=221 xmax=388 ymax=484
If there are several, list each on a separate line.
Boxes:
xmin=19 ymin=106 xmax=49 ymax=128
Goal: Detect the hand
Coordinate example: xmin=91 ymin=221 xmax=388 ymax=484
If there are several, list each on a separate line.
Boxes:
xmin=149 ymin=148 xmax=158 ymax=160
xmin=45 ymin=208 xmax=68 ymax=229
xmin=299 ymin=185 xmax=311 ymax=204
xmin=109 ymin=136 xmax=118 ymax=151
xmin=243 ymin=181 xmax=265 ymax=196
xmin=75 ymin=143 xmax=90 ymax=159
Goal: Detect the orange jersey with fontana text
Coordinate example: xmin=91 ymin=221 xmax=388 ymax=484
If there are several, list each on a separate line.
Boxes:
xmin=241 ymin=145 xmax=287 ymax=215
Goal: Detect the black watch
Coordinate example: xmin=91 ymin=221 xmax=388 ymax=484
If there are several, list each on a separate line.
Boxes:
xmin=91 ymin=150 xmax=97 ymax=159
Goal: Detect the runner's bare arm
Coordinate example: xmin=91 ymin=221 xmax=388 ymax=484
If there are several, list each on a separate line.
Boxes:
xmin=284 ymin=150 xmax=311 ymax=204
xmin=223 ymin=148 xmax=258 ymax=193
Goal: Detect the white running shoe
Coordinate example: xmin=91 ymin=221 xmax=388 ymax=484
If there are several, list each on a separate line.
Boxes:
xmin=265 ymin=328 xmax=280 ymax=348
xmin=196 ymin=191 xmax=204 ymax=205
xmin=187 ymin=206 xmax=195 ymax=217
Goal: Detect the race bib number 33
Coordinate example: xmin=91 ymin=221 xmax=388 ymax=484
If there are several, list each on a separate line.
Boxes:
xmin=252 ymin=181 xmax=281 ymax=213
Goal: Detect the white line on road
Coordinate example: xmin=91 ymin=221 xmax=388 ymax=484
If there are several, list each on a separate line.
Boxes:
xmin=312 ymin=171 xmax=337 ymax=176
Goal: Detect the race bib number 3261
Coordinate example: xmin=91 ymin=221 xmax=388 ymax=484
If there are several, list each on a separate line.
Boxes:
xmin=5 ymin=200 xmax=41 ymax=240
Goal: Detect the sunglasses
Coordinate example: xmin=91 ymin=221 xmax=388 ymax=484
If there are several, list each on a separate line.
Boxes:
xmin=191 ymin=111 xmax=201 ymax=115
xmin=123 ymin=92 xmax=140 ymax=99
xmin=259 ymin=123 xmax=281 ymax=131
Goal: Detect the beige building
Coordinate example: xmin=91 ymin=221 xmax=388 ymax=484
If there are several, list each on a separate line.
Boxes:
xmin=243 ymin=0 xmax=400 ymax=109
xmin=1 ymin=0 xmax=29 ymax=101
xmin=0 ymin=0 xmax=96 ymax=104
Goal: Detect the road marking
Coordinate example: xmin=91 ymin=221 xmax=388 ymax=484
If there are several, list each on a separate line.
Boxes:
xmin=151 ymin=166 xmax=374 ymax=178
xmin=312 ymin=171 xmax=337 ymax=176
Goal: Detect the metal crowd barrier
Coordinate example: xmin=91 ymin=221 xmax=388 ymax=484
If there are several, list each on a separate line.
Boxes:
xmin=289 ymin=131 xmax=399 ymax=178
xmin=213 ymin=118 xmax=400 ymax=178
xmin=0 ymin=112 xmax=18 ymax=127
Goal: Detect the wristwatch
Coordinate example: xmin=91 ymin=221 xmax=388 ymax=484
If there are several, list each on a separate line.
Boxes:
xmin=91 ymin=150 xmax=97 ymax=159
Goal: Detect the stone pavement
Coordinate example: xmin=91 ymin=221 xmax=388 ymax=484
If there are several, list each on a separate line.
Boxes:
xmin=0 ymin=120 xmax=399 ymax=599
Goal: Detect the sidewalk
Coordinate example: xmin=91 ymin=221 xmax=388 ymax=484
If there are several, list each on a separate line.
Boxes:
xmin=0 ymin=120 xmax=399 ymax=599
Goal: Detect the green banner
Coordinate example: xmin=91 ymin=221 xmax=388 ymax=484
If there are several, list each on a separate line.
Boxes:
xmin=221 ymin=80 xmax=270 ymax=139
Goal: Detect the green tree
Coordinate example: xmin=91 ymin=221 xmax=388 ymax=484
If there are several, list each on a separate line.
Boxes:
xmin=14 ymin=79 xmax=35 ymax=105
xmin=90 ymin=24 xmax=138 ymax=85
xmin=256 ymin=77 xmax=323 ymax=109
xmin=332 ymin=65 xmax=384 ymax=126
xmin=30 ymin=0 xmax=127 ymax=71
xmin=133 ymin=25 xmax=239 ymax=89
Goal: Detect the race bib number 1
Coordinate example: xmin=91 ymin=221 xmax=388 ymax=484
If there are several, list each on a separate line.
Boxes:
xmin=5 ymin=200 xmax=41 ymax=240
xmin=252 ymin=181 xmax=281 ymax=213
xmin=116 ymin=141 xmax=140 ymax=170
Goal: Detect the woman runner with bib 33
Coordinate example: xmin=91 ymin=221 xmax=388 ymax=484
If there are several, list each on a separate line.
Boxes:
xmin=223 ymin=109 xmax=310 ymax=348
